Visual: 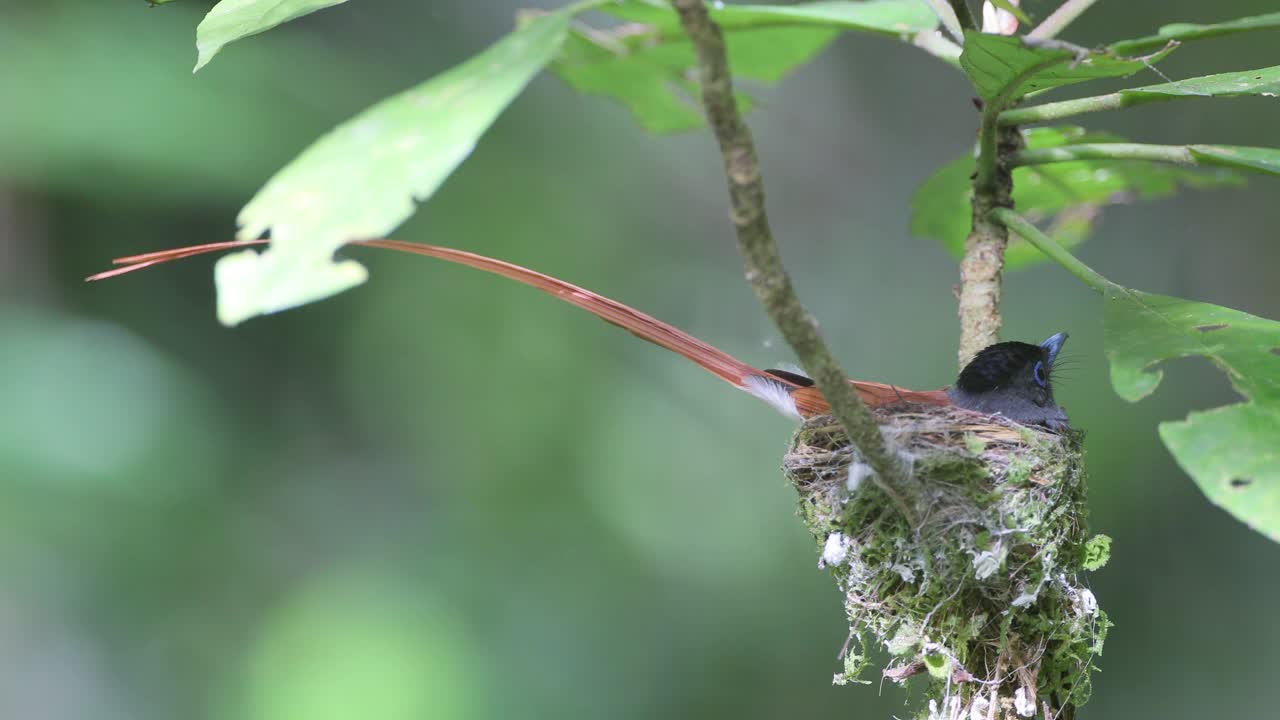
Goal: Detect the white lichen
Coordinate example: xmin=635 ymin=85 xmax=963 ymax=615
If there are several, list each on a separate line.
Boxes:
xmin=1014 ymin=686 xmax=1036 ymax=717
xmin=846 ymin=462 xmax=873 ymax=492
xmin=819 ymin=532 xmax=850 ymax=568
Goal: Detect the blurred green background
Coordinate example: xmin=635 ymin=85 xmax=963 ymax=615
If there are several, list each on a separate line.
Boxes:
xmin=2 ymin=1 xmax=1278 ymax=718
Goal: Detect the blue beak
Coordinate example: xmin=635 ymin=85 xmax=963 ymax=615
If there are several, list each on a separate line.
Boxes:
xmin=1040 ymin=332 xmax=1068 ymax=364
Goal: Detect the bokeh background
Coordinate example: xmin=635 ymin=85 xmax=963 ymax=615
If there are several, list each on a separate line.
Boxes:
xmin=2 ymin=1 xmax=1278 ymax=718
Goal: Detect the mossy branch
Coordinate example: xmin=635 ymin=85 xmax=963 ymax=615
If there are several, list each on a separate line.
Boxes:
xmin=670 ymin=0 xmax=914 ymax=522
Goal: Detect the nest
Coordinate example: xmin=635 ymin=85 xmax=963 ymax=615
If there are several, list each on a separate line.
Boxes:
xmin=785 ymin=404 xmax=1110 ymax=720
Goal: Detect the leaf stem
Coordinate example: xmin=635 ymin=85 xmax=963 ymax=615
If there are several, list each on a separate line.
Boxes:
xmin=947 ymin=0 xmax=978 ymax=31
xmin=989 ymin=208 xmax=1113 ymax=293
xmin=1026 ymin=0 xmax=1100 ymax=41
xmin=923 ymin=0 xmax=966 ymax=43
xmin=912 ymin=29 xmax=964 ymax=69
xmin=999 ymin=91 xmax=1149 ymax=125
xmin=1011 ymin=142 xmax=1197 ymax=166
xmin=1109 ymin=13 xmax=1280 ymax=54
xmin=669 ymin=0 xmax=917 ymax=524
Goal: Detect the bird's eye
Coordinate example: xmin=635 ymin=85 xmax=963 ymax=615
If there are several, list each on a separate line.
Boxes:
xmin=1033 ymin=360 xmax=1047 ymax=388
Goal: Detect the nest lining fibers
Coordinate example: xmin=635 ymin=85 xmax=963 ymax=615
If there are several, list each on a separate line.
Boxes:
xmin=785 ymin=403 xmax=1110 ymax=720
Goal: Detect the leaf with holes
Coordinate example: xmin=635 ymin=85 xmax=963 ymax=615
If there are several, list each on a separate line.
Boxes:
xmin=910 ymin=126 xmax=1242 ymax=269
xmin=960 ymin=31 xmax=1175 ymax=104
xmin=1109 ymin=12 xmax=1280 ymax=54
xmin=1104 ymin=288 xmax=1280 ymax=542
xmin=195 ymin=0 xmax=350 ymax=71
xmin=217 ymin=9 xmax=574 ymax=325
xmin=554 ymin=0 xmax=937 ymax=132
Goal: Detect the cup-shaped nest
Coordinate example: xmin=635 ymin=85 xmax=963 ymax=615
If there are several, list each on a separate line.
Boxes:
xmin=785 ymin=404 xmax=1110 ymax=720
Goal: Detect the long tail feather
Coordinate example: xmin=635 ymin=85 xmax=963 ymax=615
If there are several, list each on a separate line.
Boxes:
xmin=357 ymin=239 xmax=767 ymax=393
xmin=87 ymin=239 xmax=949 ymax=415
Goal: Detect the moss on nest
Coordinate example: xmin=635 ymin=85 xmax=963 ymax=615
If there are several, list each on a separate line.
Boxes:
xmin=785 ymin=404 xmax=1110 ymax=720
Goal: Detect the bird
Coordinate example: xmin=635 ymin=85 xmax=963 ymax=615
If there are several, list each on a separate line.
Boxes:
xmin=88 ymin=239 xmax=1069 ymax=429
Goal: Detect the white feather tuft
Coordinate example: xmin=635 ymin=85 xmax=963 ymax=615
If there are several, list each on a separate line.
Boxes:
xmin=743 ymin=374 xmax=801 ymax=419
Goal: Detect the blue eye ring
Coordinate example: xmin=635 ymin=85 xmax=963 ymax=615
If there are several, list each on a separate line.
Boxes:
xmin=1033 ymin=360 xmax=1047 ymax=388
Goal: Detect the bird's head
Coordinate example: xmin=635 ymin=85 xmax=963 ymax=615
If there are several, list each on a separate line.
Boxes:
xmin=947 ymin=332 xmax=1070 ymax=430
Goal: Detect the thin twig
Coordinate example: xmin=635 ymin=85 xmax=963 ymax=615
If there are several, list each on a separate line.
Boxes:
xmin=1026 ymin=0 xmax=1100 ymax=41
xmin=670 ymin=0 xmax=915 ymax=524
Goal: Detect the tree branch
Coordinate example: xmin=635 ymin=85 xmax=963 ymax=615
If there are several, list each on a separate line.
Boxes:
xmin=957 ymin=55 xmax=1065 ymax=367
xmin=670 ymin=0 xmax=914 ymax=522
xmin=957 ymin=108 xmax=1017 ymax=367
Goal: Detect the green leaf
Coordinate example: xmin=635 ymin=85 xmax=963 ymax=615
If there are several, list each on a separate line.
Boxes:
xmin=1189 ymin=145 xmax=1280 ymax=176
xmin=555 ymin=0 xmax=937 ymax=132
xmin=195 ymin=0 xmax=350 ymax=72
xmin=1121 ymin=64 xmax=1280 ymax=100
xmin=910 ymin=126 xmax=1241 ymax=269
xmin=218 ymin=8 xmax=574 ymax=325
xmin=960 ymin=31 xmax=1175 ymax=104
xmin=1103 ymin=288 xmax=1280 ymax=542
xmin=1109 ymin=12 xmax=1280 ymax=55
